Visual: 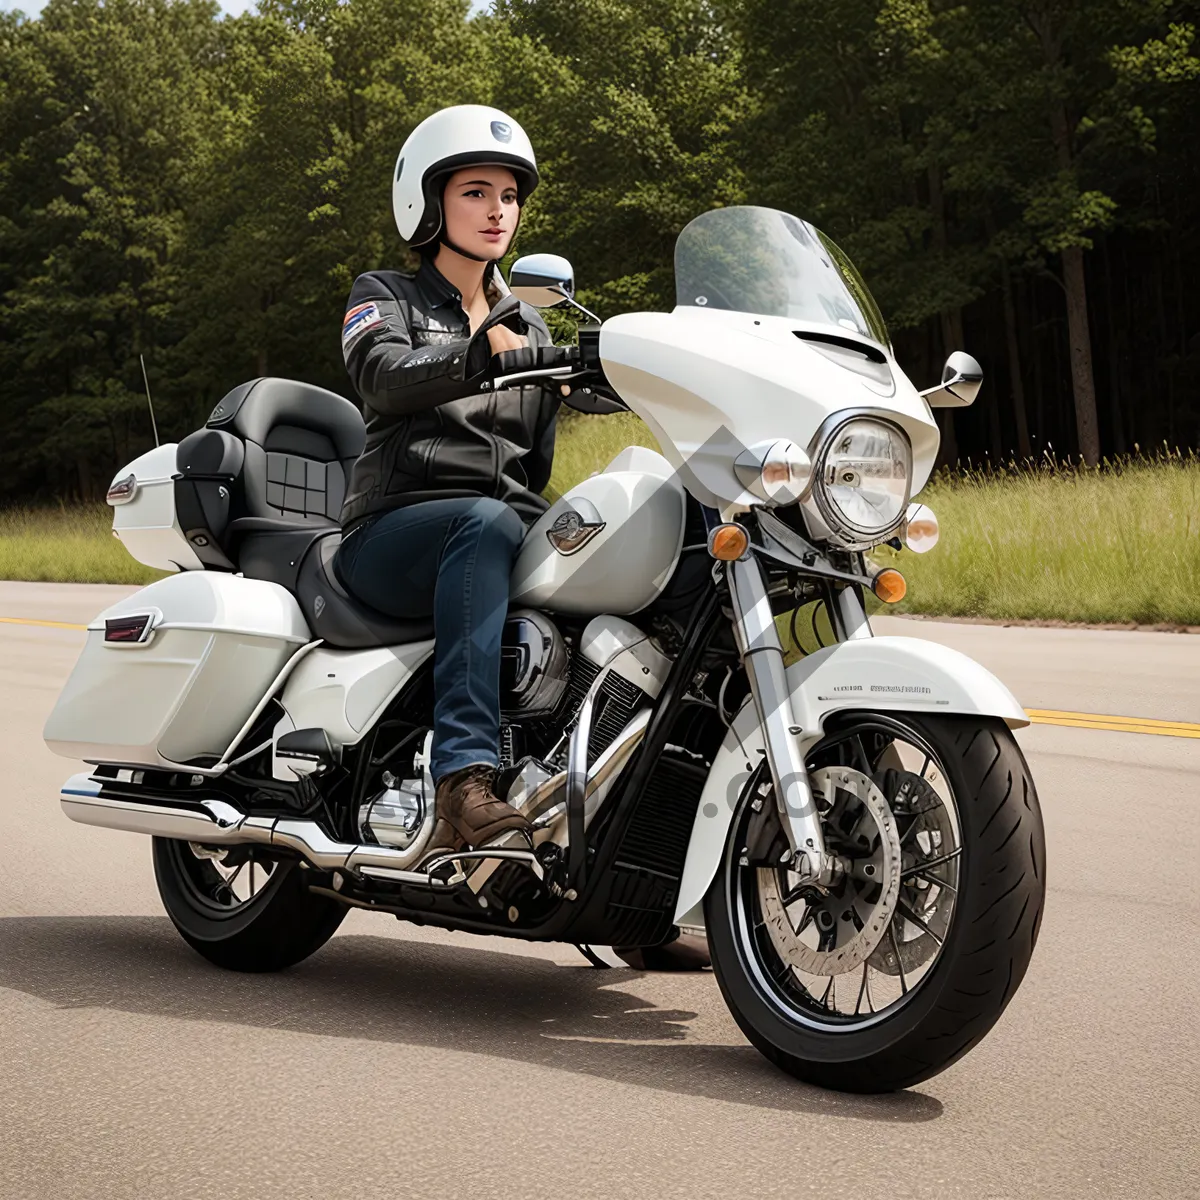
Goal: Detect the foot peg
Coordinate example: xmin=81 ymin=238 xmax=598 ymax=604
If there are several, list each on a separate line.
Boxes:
xmin=421 ymin=831 xmax=543 ymax=891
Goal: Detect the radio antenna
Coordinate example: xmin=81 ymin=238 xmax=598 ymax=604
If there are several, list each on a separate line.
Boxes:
xmin=139 ymin=353 xmax=160 ymax=447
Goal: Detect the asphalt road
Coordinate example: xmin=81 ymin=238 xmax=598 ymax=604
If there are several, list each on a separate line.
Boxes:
xmin=1 ymin=581 xmax=1197 ymax=1200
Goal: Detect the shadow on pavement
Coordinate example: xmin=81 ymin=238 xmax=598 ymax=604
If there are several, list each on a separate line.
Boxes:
xmin=0 ymin=915 xmax=942 ymax=1121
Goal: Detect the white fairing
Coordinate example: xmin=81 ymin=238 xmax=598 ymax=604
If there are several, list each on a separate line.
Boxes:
xmin=600 ymin=307 xmax=941 ymax=512
xmin=672 ymin=635 xmax=1029 ymax=923
xmin=108 ymin=444 xmax=201 ymax=573
xmin=510 ymin=449 xmax=685 ymax=614
xmin=44 ymin=573 xmax=310 ymax=768
xmin=271 ymin=641 xmax=435 ymax=779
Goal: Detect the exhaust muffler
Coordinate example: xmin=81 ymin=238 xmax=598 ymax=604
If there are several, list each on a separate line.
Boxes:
xmin=60 ymin=774 xmax=440 ymax=883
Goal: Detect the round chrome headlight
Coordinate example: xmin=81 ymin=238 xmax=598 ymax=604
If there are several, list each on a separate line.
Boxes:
xmin=811 ymin=417 xmax=911 ymax=546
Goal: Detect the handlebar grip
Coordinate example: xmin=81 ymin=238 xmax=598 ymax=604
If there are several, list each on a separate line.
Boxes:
xmin=578 ymin=325 xmax=601 ymax=369
xmin=538 ymin=343 xmax=580 ymax=368
xmin=492 ymin=344 xmax=579 ymax=376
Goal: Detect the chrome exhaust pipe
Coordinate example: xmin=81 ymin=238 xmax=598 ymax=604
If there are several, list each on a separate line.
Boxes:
xmin=61 ymin=776 xmax=258 ymax=843
xmin=60 ymin=774 xmax=440 ymax=885
xmin=59 ymin=712 xmax=652 ymax=887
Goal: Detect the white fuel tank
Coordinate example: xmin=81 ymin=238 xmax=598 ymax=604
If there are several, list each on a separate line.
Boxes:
xmin=510 ymin=447 xmax=685 ymax=615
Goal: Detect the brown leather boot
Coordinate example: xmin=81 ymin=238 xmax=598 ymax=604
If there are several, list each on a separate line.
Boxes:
xmin=431 ymin=764 xmax=532 ymax=851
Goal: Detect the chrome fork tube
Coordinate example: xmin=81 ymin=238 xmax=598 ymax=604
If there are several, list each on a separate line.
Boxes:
xmin=835 ymin=585 xmax=874 ymax=641
xmin=728 ymin=554 xmax=834 ymax=885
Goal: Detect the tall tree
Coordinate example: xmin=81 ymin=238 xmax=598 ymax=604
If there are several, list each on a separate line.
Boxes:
xmin=495 ymin=0 xmax=749 ymax=313
xmin=0 ymin=0 xmax=223 ymax=495
xmin=941 ymin=0 xmax=1199 ymax=463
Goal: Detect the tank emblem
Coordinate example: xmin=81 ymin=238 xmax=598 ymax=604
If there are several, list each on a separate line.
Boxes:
xmin=547 ymin=502 xmax=605 ymax=556
xmin=314 ymin=595 xmax=326 ymax=618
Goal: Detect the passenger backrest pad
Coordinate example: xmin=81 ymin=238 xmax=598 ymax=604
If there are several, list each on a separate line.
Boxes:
xmin=206 ymin=377 xmax=365 ymax=528
xmin=258 ymin=425 xmax=344 ymax=521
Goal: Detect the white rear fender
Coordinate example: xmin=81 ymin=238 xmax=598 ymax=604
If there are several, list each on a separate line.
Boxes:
xmin=672 ymin=635 xmax=1027 ymax=923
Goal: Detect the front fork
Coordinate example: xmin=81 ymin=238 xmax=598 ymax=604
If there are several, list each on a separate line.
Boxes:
xmin=727 ymin=555 xmax=871 ymax=887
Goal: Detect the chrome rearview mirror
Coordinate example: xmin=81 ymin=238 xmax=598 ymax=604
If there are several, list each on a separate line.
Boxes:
xmin=920 ymin=351 xmax=983 ymax=408
xmin=509 ymin=253 xmax=603 ymax=325
xmin=509 ymin=253 xmax=576 ymax=308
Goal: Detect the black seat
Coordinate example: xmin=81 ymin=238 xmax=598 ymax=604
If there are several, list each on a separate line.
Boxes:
xmin=192 ymin=377 xmax=434 ymax=647
xmin=295 ymin=533 xmax=436 ymax=649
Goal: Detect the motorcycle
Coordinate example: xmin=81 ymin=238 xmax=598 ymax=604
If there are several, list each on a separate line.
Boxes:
xmin=45 ymin=205 xmax=1045 ymax=1093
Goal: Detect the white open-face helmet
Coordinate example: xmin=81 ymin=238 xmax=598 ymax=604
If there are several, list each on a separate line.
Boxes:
xmin=393 ymin=104 xmax=539 ymax=248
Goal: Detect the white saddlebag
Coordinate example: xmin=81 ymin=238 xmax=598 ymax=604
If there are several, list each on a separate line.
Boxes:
xmin=44 ymin=573 xmax=310 ymax=768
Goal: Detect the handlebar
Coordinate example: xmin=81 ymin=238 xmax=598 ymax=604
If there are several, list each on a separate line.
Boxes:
xmin=486 ymin=330 xmax=625 ymax=414
xmin=491 ymin=344 xmax=580 ymax=377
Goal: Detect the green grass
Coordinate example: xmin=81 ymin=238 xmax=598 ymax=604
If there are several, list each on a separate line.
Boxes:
xmin=6 ymin=425 xmax=1200 ymax=628
xmin=879 ymin=455 xmax=1200 ymax=626
xmin=0 ymin=506 xmax=165 ymax=585
xmin=546 ymin=410 xmax=661 ymax=499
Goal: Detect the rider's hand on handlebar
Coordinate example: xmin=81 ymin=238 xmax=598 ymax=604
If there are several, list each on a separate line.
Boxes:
xmin=489 ymin=344 xmax=580 ymax=379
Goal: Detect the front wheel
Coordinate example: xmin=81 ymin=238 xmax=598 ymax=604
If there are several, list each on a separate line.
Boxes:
xmin=153 ymin=837 xmax=347 ymax=972
xmin=705 ymin=714 xmax=1045 ymax=1093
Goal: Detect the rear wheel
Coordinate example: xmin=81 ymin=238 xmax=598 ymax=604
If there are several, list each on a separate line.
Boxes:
xmin=705 ymin=714 xmax=1045 ymax=1093
xmin=153 ymin=838 xmax=347 ymax=972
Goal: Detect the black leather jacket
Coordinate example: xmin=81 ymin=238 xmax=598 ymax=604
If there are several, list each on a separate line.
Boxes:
xmin=339 ymin=258 xmax=559 ymax=529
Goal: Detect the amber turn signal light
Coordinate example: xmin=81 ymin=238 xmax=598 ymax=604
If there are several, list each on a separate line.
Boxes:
xmin=708 ymin=523 xmax=750 ymax=561
xmin=873 ymin=568 xmax=907 ymax=604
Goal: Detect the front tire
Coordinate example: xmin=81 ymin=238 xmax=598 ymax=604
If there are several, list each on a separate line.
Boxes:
xmin=705 ymin=714 xmax=1045 ymax=1093
xmin=153 ymin=838 xmax=347 ymax=972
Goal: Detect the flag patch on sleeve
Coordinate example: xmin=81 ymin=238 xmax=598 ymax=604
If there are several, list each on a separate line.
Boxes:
xmin=342 ymin=302 xmax=383 ymax=348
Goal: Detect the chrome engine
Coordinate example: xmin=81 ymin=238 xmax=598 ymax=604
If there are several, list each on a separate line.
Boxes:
xmin=500 ymin=609 xmax=571 ymax=717
xmin=357 ymin=732 xmax=435 ymax=858
xmin=358 ymin=613 xmax=673 ymax=857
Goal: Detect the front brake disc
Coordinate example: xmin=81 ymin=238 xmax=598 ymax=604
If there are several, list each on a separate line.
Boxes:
xmin=758 ymin=766 xmax=901 ymax=977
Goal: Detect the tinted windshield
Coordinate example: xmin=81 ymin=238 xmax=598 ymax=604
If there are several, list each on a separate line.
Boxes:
xmin=674 ymin=206 xmax=888 ymax=346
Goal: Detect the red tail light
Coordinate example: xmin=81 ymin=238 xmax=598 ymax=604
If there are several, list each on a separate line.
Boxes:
xmin=105 ymin=615 xmax=153 ymax=644
xmin=106 ymin=474 xmax=137 ymax=505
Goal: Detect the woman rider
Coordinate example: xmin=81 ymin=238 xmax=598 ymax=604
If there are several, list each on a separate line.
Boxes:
xmin=335 ymin=105 xmax=708 ymax=970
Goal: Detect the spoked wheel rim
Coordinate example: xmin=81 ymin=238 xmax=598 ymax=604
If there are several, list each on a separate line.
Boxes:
xmin=730 ymin=715 xmax=962 ymax=1032
xmin=164 ymin=839 xmax=284 ymax=920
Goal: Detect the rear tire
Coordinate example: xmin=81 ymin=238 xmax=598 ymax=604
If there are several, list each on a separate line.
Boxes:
xmin=705 ymin=715 xmax=1045 ymax=1093
xmin=153 ymin=838 xmax=347 ymax=972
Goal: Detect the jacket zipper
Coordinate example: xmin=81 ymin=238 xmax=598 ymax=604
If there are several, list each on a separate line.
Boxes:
xmin=489 ymin=390 xmax=500 ymax=495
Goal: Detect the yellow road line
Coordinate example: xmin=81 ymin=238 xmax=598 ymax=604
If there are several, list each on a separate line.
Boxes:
xmin=0 ymin=616 xmax=87 ymax=631
xmin=1 ymin=616 xmax=1196 ymax=738
xmin=1025 ymin=707 xmax=1200 ymax=731
xmin=1026 ymin=709 xmax=1200 ymax=739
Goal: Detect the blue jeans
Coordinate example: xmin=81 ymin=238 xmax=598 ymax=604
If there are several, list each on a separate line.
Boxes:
xmin=333 ymin=497 xmax=526 ymax=784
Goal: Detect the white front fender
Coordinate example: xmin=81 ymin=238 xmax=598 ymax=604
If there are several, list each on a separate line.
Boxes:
xmin=672 ymin=635 xmax=1027 ymax=924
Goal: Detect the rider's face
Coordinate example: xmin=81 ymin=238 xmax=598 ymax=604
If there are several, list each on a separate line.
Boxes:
xmin=442 ymin=166 xmax=520 ymax=260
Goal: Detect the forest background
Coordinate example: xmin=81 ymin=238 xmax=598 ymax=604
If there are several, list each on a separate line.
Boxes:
xmin=1 ymin=0 xmax=1199 ymax=506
